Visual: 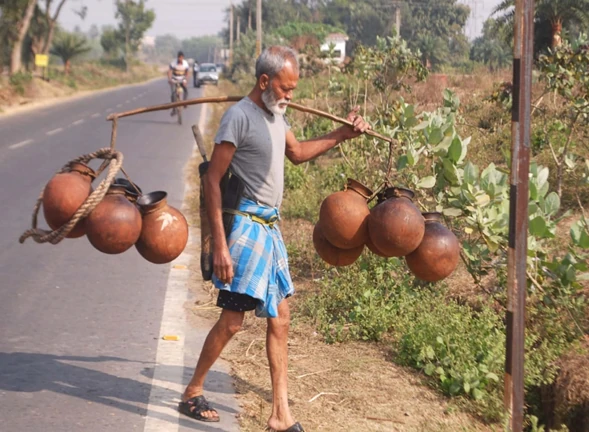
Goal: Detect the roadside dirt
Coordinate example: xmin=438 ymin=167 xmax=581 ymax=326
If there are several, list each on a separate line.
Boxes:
xmin=184 ymin=81 xmax=501 ymax=432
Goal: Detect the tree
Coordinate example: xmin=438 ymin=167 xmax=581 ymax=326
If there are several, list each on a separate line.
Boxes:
xmin=88 ymin=25 xmax=100 ymax=41
xmin=400 ymin=0 xmax=470 ymax=60
xmin=470 ymin=18 xmax=512 ymax=71
xmin=416 ymin=33 xmax=450 ymax=70
xmin=493 ymin=0 xmax=589 ymax=51
xmin=114 ymin=0 xmax=155 ymax=72
xmin=38 ymin=0 xmax=69 ymax=55
xmin=100 ymin=26 xmax=121 ymax=59
xmin=3 ymin=0 xmax=37 ymax=73
xmin=181 ymin=36 xmax=222 ymax=64
xmin=50 ymin=30 xmax=90 ymax=74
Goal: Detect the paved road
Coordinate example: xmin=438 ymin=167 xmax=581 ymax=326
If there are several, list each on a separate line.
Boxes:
xmin=0 ymin=79 xmax=239 ymax=431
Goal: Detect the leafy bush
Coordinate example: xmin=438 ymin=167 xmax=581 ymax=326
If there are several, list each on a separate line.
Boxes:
xmin=9 ymin=72 xmax=32 ymax=95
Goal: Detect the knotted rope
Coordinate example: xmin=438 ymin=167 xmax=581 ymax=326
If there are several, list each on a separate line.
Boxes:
xmin=19 ymin=148 xmax=124 ymax=245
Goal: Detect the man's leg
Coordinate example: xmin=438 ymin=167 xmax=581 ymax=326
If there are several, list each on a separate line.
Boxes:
xmin=182 ymin=308 xmax=245 ymax=419
xmin=182 ymin=82 xmax=188 ymax=100
xmin=266 ymin=299 xmax=295 ymax=431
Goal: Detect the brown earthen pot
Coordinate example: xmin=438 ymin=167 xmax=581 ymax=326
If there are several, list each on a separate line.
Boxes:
xmin=135 ymin=191 xmax=189 ymax=264
xmin=367 ymin=187 xmax=425 ymax=257
xmin=313 ymin=223 xmax=364 ymax=267
xmin=42 ymin=162 xmax=95 ymax=238
xmin=113 ymin=178 xmax=142 ymax=203
xmin=405 ymin=212 xmax=460 ymax=282
xmin=318 ymin=178 xmax=372 ymax=249
xmin=85 ymin=185 xmax=142 ymax=254
xmin=365 ymin=235 xmax=389 ymax=257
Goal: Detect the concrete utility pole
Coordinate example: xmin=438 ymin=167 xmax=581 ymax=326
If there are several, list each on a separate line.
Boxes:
xmin=395 ymin=6 xmax=401 ymax=36
xmin=229 ymin=3 xmax=234 ymax=66
xmin=256 ymin=0 xmax=262 ymax=57
xmin=237 ymin=15 xmax=241 ymax=43
xmin=248 ymin=1 xmax=252 ymax=30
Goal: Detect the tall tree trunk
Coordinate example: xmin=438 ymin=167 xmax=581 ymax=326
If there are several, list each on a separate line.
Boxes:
xmin=42 ymin=0 xmax=68 ymax=55
xmin=551 ymin=18 xmax=563 ymax=49
xmin=125 ymin=25 xmax=130 ymax=73
xmin=64 ymin=59 xmax=71 ymax=75
xmin=10 ymin=0 xmax=37 ymax=74
xmin=42 ymin=22 xmax=57 ymax=55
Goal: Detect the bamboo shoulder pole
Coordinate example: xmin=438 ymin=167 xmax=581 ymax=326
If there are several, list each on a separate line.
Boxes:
xmin=106 ymin=95 xmax=394 ymax=144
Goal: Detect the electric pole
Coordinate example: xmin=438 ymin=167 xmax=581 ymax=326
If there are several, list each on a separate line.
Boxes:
xmin=395 ymin=5 xmax=401 ymax=36
xmin=229 ymin=3 xmax=234 ymax=66
xmin=237 ymin=15 xmax=241 ymax=43
xmin=248 ymin=0 xmax=252 ymax=31
xmin=256 ymin=0 xmax=262 ymax=57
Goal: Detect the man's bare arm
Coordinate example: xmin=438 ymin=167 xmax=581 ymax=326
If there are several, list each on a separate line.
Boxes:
xmin=204 ymin=142 xmax=237 ymax=283
xmin=285 ymin=109 xmax=370 ymax=165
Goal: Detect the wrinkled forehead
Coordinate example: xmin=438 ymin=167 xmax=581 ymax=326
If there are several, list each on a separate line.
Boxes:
xmin=272 ymin=60 xmax=299 ymax=86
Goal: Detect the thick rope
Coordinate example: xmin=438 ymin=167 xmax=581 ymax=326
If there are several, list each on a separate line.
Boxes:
xmin=19 ymin=148 xmax=124 ymax=245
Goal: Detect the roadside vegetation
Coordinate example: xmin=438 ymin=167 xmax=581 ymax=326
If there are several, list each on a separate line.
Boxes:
xmin=0 ymin=1 xmax=159 ymax=112
xmin=196 ymin=1 xmax=589 ymax=430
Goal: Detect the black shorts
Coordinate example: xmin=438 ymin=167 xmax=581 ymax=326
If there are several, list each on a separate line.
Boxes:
xmin=216 ymin=290 xmax=259 ymax=312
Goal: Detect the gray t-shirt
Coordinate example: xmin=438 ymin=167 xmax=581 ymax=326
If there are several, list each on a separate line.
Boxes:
xmin=214 ymin=97 xmax=290 ymax=208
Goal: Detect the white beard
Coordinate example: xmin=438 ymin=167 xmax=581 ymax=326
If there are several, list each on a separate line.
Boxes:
xmin=262 ymin=88 xmax=288 ymax=115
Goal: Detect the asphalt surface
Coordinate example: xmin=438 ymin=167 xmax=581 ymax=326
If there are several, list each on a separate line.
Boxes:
xmin=0 ymin=78 xmax=239 ymax=431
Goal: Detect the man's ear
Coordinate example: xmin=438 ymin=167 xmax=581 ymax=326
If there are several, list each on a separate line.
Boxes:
xmin=259 ymin=74 xmax=270 ymax=91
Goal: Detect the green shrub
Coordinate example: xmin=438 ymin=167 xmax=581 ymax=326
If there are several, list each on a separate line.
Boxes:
xmin=9 ymin=72 xmax=32 ymax=95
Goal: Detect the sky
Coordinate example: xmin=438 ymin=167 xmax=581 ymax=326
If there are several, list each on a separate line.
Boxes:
xmin=58 ymin=0 xmax=503 ymax=41
xmin=59 ymin=0 xmax=233 ymax=39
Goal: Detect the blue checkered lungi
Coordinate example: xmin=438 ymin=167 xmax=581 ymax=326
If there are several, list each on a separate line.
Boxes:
xmin=212 ymin=198 xmax=295 ymax=318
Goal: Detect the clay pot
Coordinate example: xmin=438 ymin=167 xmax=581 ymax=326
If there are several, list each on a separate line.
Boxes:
xmin=318 ymin=179 xmax=372 ymax=249
xmin=365 ymin=235 xmax=388 ymax=257
xmin=406 ymin=212 xmax=460 ymax=282
xmin=42 ymin=162 xmax=95 ymax=238
xmin=313 ymin=223 xmax=364 ymax=267
xmin=135 ymin=191 xmax=189 ymax=264
xmin=367 ymin=187 xmax=425 ymax=257
xmin=85 ymin=185 xmax=143 ymax=254
xmin=113 ymin=178 xmax=142 ymax=203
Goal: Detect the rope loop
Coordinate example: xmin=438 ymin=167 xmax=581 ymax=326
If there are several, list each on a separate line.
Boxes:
xmin=19 ymin=148 xmax=124 ymax=245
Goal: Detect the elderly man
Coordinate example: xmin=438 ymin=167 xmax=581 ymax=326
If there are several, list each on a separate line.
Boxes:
xmin=179 ymin=46 xmax=370 ymax=431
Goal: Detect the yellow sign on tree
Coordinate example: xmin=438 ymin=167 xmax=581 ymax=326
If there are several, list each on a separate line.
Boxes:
xmin=35 ymin=54 xmax=49 ymax=67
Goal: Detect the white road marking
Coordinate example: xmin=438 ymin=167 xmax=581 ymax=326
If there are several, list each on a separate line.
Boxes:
xmin=9 ymin=139 xmax=33 ymax=149
xmin=116 ymin=103 xmax=123 ymax=108
xmin=46 ymin=128 xmax=63 ymax=136
xmin=105 ymin=108 xmax=113 ymax=112
xmin=71 ymin=119 xmax=85 ymax=126
xmin=142 ymin=104 xmax=208 ymax=432
xmin=125 ymin=99 xmax=131 ymax=103
xmin=91 ymin=113 xmax=100 ymax=118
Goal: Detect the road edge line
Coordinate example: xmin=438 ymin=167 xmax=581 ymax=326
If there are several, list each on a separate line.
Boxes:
xmin=142 ymin=104 xmax=208 ymax=432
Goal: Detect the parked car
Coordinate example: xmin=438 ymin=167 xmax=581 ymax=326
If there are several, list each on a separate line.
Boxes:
xmin=194 ymin=63 xmax=218 ymax=88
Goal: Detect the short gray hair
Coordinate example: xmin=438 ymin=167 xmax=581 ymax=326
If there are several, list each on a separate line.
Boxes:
xmin=255 ymin=46 xmax=299 ymax=80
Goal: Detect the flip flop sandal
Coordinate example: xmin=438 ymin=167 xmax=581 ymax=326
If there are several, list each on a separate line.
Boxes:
xmin=267 ymin=422 xmax=305 ymax=432
xmin=178 ymin=395 xmax=220 ymax=423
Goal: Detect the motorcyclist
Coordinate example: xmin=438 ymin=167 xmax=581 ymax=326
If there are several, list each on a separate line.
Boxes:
xmin=168 ymin=50 xmax=190 ymax=115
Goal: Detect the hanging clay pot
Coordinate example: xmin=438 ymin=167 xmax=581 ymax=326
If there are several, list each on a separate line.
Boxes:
xmin=85 ymin=184 xmax=143 ymax=254
xmin=313 ymin=223 xmax=364 ymax=267
xmin=318 ymin=178 xmax=372 ymax=249
xmin=42 ymin=162 xmax=96 ymax=238
xmin=366 ymin=235 xmax=389 ymax=257
xmin=406 ymin=212 xmax=460 ymax=282
xmin=113 ymin=178 xmax=142 ymax=203
xmin=367 ymin=187 xmax=425 ymax=257
xmin=135 ymin=191 xmax=189 ymax=264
